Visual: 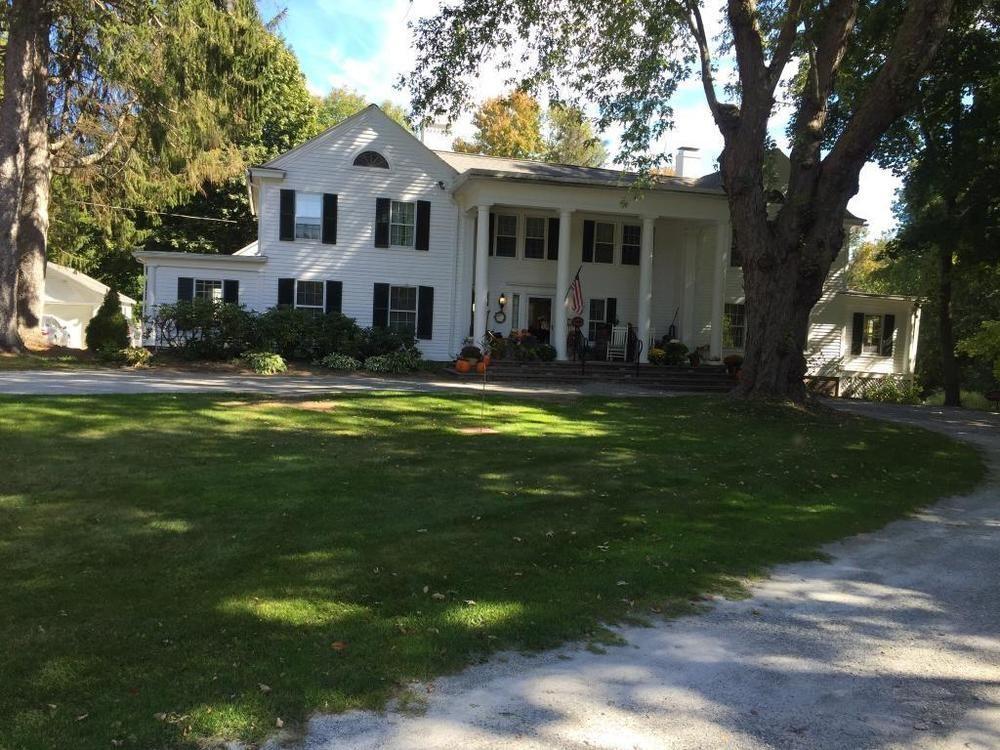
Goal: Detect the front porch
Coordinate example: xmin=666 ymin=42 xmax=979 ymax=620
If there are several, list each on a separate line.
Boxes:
xmin=451 ymin=178 xmax=734 ymax=363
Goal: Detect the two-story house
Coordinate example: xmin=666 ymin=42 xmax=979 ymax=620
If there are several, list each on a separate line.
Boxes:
xmin=134 ymin=105 xmax=920 ymax=387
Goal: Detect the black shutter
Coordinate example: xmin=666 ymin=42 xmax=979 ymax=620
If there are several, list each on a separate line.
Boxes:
xmin=373 ymin=283 xmax=390 ymax=327
xmin=417 ymin=286 xmax=434 ymax=340
xmin=279 ymin=189 xmax=295 ymax=241
xmin=488 ymin=212 xmax=495 ymax=256
xmin=582 ymin=220 xmax=595 ymax=262
xmin=223 ymin=280 xmax=239 ymax=304
xmin=374 ymin=198 xmax=391 ymax=248
xmin=177 ymin=277 xmax=194 ymax=301
xmin=415 ymin=200 xmax=431 ymax=251
xmin=851 ymin=312 xmax=864 ymax=355
xmin=277 ymin=278 xmax=295 ymax=308
xmin=547 ymin=217 xmax=560 ymax=260
xmin=882 ymin=314 xmax=896 ymax=356
xmin=325 ymin=281 xmax=342 ymax=314
xmin=322 ymin=193 xmax=338 ymax=244
xmin=606 ymin=297 xmax=618 ymax=326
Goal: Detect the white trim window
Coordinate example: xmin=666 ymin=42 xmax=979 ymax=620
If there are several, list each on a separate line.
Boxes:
xmin=494 ymin=214 xmax=517 ymax=257
xmin=389 ymin=286 xmax=417 ymax=335
xmin=723 ymin=303 xmax=746 ymax=348
xmin=862 ymin=314 xmax=884 ymax=355
xmin=295 ymin=192 xmax=322 ymax=240
xmin=194 ymin=279 xmax=223 ymax=301
xmin=523 ymin=216 xmax=547 ymax=259
xmin=390 ymin=200 xmax=416 ymax=247
xmin=593 ymin=221 xmax=615 ymax=263
xmin=588 ymin=298 xmax=608 ymax=341
xmin=295 ymin=280 xmax=325 ymax=312
xmin=621 ymin=224 xmax=641 ymax=266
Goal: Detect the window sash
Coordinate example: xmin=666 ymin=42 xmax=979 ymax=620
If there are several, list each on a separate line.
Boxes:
xmin=593 ymin=221 xmax=615 ymax=263
xmin=723 ymin=303 xmax=746 ymax=348
xmin=494 ymin=214 xmax=517 ymax=257
xmin=389 ymin=285 xmax=417 ymax=335
xmin=295 ymin=193 xmax=322 ymax=240
xmin=524 ymin=216 xmax=546 ymax=259
xmin=621 ymin=224 xmax=641 ymax=265
xmin=862 ymin=314 xmax=883 ymax=354
xmin=295 ymin=280 xmax=325 ymax=309
xmin=588 ymin=298 xmax=607 ymax=341
xmin=194 ymin=279 xmax=222 ymax=301
xmin=390 ymin=201 xmax=416 ymax=247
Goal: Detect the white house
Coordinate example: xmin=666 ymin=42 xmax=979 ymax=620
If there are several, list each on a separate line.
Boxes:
xmin=43 ymin=262 xmax=138 ymax=349
xmin=134 ymin=105 xmax=919 ymax=387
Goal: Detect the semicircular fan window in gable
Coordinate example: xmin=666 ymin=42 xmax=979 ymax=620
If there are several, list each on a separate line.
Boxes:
xmin=353 ymin=150 xmax=389 ymax=169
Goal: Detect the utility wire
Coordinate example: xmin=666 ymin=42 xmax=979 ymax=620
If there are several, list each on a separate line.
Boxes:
xmin=71 ymin=199 xmax=240 ymax=224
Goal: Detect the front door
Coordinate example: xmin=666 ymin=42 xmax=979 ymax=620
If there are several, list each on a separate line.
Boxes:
xmin=527 ymin=296 xmax=553 ymax=344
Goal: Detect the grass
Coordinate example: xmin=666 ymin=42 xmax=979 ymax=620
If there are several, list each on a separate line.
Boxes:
xmin=924 ymin=389 xmax=998 ymax=412
xmin=0 ymin=349 xmax=99 ymax=371
xmin=0 ymin=393 xmax=984 ymax=749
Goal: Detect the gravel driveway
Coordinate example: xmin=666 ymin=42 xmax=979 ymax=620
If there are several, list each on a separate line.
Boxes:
xmin=273 ymin=403 xmax=1000 ymax=750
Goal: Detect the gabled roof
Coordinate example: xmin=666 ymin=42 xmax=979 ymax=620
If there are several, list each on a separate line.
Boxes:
xmin=260 ymin=104 xmax=458 ymax=175
xmin=46 ymin=262 xmax=136 ymax=305
xmin=434 ymin=150 xmax=723 ymax=195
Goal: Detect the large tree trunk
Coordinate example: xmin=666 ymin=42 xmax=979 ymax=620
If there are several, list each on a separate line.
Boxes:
xmin=16 ymin=26 xmax=52 ymax=339
xmin=0 ymin=1 xmax=46 ymax=352
xmin=937 ymin=245 xmax=961 ymax=407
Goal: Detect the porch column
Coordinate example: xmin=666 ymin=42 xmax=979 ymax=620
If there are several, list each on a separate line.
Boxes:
xmin=554 ymin=208 xmax=573 ymax=360
xmin=473 ymin=204 xmax=491 ymax=347
xmin=681 ymin=229 xmax=698 ymax=344
xmin=636 ymin=216 xmax=655 ymax=362
xmin=710 ymin=220 xmax=730 ymax=359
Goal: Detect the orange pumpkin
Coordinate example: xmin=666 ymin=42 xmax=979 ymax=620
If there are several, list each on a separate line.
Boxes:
xmin=476 ymin=360 xmax=487 ymax=374
xmin=455 ymin=359 xmax=472 ymax=373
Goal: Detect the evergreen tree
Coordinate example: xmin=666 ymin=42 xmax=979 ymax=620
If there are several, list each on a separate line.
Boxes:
xmin=84 ymin=287 xmax=129 ymax=352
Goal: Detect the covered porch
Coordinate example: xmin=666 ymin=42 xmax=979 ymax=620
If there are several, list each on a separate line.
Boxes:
xmin=451 ymin=173 xmax=733 ymax=362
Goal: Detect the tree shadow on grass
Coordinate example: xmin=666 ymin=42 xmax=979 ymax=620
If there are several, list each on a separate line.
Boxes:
xmin=0 ymin=392 xmax=986 ymax=749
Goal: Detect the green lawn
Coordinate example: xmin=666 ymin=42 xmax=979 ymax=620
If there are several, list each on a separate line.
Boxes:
xmin=0 ymin=393 xmax=984 ymax=749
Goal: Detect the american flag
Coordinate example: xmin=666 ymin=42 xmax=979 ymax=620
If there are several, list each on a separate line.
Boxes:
xmin=566 ymin=267 xmax=584 ymax=316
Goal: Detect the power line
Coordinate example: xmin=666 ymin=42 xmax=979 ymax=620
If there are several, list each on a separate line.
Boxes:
xmin=71 ymin=200 xmax=240 ymax=224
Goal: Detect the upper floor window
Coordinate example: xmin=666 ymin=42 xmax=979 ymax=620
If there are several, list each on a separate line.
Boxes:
xmin=295 ymin=192 xmax=322 ymax=240
xmin=524 ymin=216 xmax=547 ymax=259
xmin=354 ymin=150 xmax=389 ymax=169
xmin=390 ymin=200 xmax=415 ymax=247
xmin=494 ymin=214 xmax=517 ymax=257
xmin=621 ymin=224 xmax=641 ymax=265
xmin=592 ymin=221 xmax=615 ymax=263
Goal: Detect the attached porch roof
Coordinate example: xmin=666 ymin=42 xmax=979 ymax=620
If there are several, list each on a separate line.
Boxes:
xmin=132 ymin=250 xmax=267 ymax=268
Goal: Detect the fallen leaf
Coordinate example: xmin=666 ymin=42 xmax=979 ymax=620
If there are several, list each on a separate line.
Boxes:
xmin=331 ymin=641 xmax=348 ymax=651
xmin=276 ymin=717 xmax=284 ymax=728
xmin=431 ymin=592 xmax=446 ymax=601
xmin=258 ymin=683 xmax=272 ymax=694
xmin=75 ymin=713 xmax=88 ymax=721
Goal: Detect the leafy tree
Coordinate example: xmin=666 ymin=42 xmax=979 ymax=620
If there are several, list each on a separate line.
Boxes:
xmin=315 ymin=86 xmax=410 ymax=131
xmin=453 ymin=90 xmax=545 ymax=158
xmin=85 ymin=287 xmax=129 ymax=352
xmin=842 ymin=0 xmax=1000 ymax=405
xmin=407 ymin=0 xmax=958 ymax=401
xmin=957 ymin=321 xmax=1000 ymax=383
xmin=544 ymin=103 xmax=608 ymax=167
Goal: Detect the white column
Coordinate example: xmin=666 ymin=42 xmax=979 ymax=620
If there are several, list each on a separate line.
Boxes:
xmin=681 ymin=229 xmax=698 ymax=344
xmin=554 ymin=208 xmax=573 ymax=360
xmin=637 ymin=216 xmax=655 ymax=362
xmin=710 ymin=220 xmax=731 ymax=359
xmin=473 ymin=204 xmax=491 ymax=348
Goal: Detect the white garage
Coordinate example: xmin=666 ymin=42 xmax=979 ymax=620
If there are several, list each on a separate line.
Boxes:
xmin=42 ymin=262 xmax=138 ymax=349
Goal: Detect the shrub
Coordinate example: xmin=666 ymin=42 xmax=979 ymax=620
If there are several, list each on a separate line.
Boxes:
xmin=363 ymin=350 xmax=422 ymax=374
xmin=648 ymin=347 xmax=666 ymax=365
xmin=86 ymin=288 xmax=130 ymax=352
xmin=120 ymin=346 xmax=152 ymax=367
xmin=318 ymin=352 xmax=361 ymax=371
xmin=353 ymin=327 xmax=418 ymax=361
xmin=256 ymin=308 xmax=362 ymax=362
xmin=859 ymin=376 xmax=922 ymax=404
xmin=723 ymin=353 xmax=744 ymax=374
xmin=239 ymin=351 xmax=287 ymax=375
xmin=661 ymin=341 xmax=688 ymax=366
xmin=147 ymin=300 xmax=257 ymax=359
xmin=536 ymin=344 xmax=557 ymax=362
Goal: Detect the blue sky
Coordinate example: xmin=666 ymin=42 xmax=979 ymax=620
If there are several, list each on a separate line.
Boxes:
xmin=264 ymin=0 xmax=898 ymax=237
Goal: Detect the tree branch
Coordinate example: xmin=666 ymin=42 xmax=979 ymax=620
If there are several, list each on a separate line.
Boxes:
xmin=767 ymin=0 xmax=804 ymax=89
xmin=684 ymin=1 xmax=722 ymax=121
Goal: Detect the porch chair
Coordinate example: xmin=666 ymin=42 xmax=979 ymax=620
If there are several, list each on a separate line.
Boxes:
xmin=607 ymin=325 xmax=629 ymax=361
